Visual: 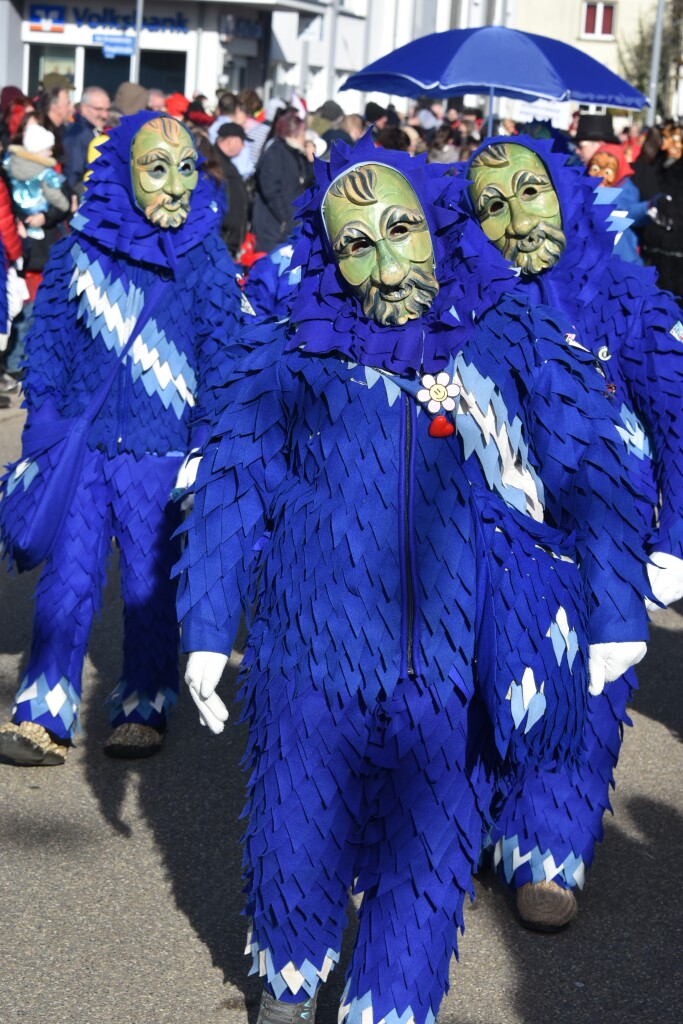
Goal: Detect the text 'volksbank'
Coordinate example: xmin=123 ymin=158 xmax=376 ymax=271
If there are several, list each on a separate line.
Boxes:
xmin=29 ymin=5 xmax=190 ymax=32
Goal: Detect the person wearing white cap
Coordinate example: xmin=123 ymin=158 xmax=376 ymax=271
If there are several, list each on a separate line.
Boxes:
xmin=3 ymin=123 xmax=69 ymax=241
xmin=2 ymin=121 xmax=70 ymax=390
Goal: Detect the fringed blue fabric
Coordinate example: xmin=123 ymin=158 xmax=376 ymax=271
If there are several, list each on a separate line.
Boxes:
xmin=2 ymin=114 xmax=244 ymax=747
xmin=12 ymin=449 xmax=182 ymax=739
xmin=462 ymin=135 xmax=683 ymax=891
xmin=177 ymin=205 xmax=650 ymax=1020
xmin=245 ymin=231 xmax=302 ymax=321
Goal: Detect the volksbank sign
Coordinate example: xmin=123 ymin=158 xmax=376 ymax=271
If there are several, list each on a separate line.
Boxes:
xmin=28 ymin=4 xmax=190 ymax=32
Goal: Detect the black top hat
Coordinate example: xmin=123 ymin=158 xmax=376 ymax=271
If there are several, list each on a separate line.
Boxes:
xmin=575 ymin=113 xmax=620 ymax=144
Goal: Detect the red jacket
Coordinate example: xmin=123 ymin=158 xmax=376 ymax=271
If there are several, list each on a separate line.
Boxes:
xmin=0 ymin=175 xmax=22 ymax=265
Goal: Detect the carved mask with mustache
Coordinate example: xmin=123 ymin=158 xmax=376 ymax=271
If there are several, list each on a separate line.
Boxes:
xmin=131 ymin=116 xmax=198 ymax=229
xmin=467 ymin=143 xmax=566 ymax=275
xmin=322 ymin=163 xmax=439 ymax=326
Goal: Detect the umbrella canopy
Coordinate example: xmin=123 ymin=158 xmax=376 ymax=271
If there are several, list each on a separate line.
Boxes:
xmin=340 ymin=25 xmax=647 ymax=111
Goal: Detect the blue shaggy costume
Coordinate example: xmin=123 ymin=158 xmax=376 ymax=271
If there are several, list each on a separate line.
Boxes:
xmin=463 ymin=136 xmax=683 ymax=895
xmin=0 ymin=111 xmax=242 ymax=744
xmin=176 ymin=136 xmax=649 ymax=1024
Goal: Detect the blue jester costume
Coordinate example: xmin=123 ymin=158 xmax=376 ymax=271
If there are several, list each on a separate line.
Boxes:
xmin=244 ymin=230 xmax=302 ymax=320
xmin=0 ymin=111 xmax=242 ymax=760
xmin=463 ymin=136 xmax=683 ymax=910
xmin=176 ymin=137 xmax=650 ymax=1024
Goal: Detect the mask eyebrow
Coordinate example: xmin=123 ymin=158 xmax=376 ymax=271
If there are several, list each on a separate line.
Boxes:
xmin=179 ymin=147 xmax=197 ymax=162
xmin=512 ymin=170 xmax=552 ymax=190
xmin=381 ymin=205 xmax=426 ymax=232
xmin=136 ymin=149 xmax=172 ymax=167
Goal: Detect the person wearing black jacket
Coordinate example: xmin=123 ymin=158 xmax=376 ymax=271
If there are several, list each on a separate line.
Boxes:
xmin=214 ymin=122 xmax=250 ymax=258
xmin=251 ymin=111 xmax=314 ymax=253
xmin=638 ymin=122 xmax=683 ymax=301
xmin=63 ymin=86 xmax=111 ymax=197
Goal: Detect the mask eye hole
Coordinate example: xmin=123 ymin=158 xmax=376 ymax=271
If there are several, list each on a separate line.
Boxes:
xmin=148 ymin=163 xmax=166 ymax=180
xmin=389 ymin=223 xmax=409 ymax=239
xmin=521 ymin=185 xmax=538 ymax=199
xmin=350 ymin=238 xmax=371 ymax=255
xmin=179 ymin=160 xmax=196 ymax=176
xmin=487 ymin=199 xmax=505 ymax=214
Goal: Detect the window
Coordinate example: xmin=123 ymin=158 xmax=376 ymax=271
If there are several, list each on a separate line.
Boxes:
xmin=582 ymin=2 xmax=616 ymax=38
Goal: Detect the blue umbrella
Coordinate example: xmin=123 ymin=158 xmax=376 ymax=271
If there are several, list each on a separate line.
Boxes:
xmin=341 ymin=25 xmax=647 ymax=132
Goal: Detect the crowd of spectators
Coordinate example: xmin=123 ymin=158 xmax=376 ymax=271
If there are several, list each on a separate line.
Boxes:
xmin=1 ymin=75 xmax=683 ymax=404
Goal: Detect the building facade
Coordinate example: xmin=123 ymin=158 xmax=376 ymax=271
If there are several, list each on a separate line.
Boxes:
xmin=0 ymin=0 xmax=661 ymax=117
xmin=0 ymin=0 xmax=450 ymax=113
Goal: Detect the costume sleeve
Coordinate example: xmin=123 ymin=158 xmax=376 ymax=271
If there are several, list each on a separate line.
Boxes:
xmin=619 ymin=278 xmax=683 ymax=558
xmin=21 ymin=237 xmax=78 ymax=413
xmin=175 ymin=329 xmax=291 ymax=655
xmin=189 ymin=237 xmax=245 ymax=450
xmin=529 ymin=348 xmax=649 ymax=646
xmin=617 ymin=179 xmax=650 ymax=228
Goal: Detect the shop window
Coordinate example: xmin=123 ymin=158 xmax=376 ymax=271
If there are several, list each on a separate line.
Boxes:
xmin=83 ymin=47 xmax=129 ymax=99
xmin=28 ymin=44 xmax=76 ymax=96
xmin=582 ymin=2 xmax=616 ymax=38
xmin=139 ymin=51 xmax=187 ymax=95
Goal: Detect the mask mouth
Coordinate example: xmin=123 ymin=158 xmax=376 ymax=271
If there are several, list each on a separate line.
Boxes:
xmin=516 ymin=228 xmax=545 ymax=253
xmin=378 ymin=282 xmax=412 ymax=301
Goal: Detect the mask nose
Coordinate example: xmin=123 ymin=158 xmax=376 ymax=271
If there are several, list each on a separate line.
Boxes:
xmin=507 ymin=197 xmax=535 ymax=237
xmin=374 ymin=240 xmax=408 ymax=288
xmin=166 ymin=167 xmax=185 ymax=198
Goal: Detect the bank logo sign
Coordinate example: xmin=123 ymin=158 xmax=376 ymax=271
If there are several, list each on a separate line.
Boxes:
xmin=29 ymin=4 xmax=66 ymax=31
xmin=28 ymin=5 xmax=189 ymax=33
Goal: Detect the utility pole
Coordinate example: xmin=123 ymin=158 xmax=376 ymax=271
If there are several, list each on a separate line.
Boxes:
xmin=647 ymin=0 xmax=667 ymax=126
xmin=130 ymin=0 xmax=145 ymax=85
xmin=326 ymin=0 xmax=340 ymax=99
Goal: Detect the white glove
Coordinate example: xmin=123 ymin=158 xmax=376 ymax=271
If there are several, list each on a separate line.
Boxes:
xmin=0 ymin=333 xmax=8 ymax=353
xmin=185 ymin=651 xmax=229 ymax=734
xmin=172 ymin=449 xmax=201 ymax=510
xmin=588 ymin=641 xmax=647 ymax=696
xmin=645 ymin=551 xmax=683 ymax=611
xmin=7 ymin=266 xmax=29 ymax=321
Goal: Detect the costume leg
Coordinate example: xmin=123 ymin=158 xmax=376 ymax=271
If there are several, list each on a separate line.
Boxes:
xmin=341 ymin=684 xmax=492 ymax=1024
xmin=107 ymin=452 xmax=183 ymax=731
xmin=489 ymin=669 xmax=636 ymax=892
xmin=12 ymin=448 xmax=111 ymax=741
xmin=243 ymin=682 xmax=365 ymax=1003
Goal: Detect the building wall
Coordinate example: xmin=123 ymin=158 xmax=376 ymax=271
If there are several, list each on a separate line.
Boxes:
xmin=511 ymin=0 xmax=654 ymax=75
xmin=0 ymin=0 xmax=24 ymax=86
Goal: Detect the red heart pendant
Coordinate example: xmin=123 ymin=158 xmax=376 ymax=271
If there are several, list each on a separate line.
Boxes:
xmin=428 ymin=415 xmax=455 ymax=438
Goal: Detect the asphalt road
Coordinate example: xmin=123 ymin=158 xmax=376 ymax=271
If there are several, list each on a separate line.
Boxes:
xmin=0 ymin=398 xmax=681 ymax=1024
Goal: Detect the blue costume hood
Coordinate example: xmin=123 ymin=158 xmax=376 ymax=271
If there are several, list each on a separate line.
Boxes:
xmin=285 ymin=132 xmax=517 ymax=376
xmin=461 ymin=134 xmax=623 ymax=307
xmin=70 ymin=111 xmax=221 ymax=273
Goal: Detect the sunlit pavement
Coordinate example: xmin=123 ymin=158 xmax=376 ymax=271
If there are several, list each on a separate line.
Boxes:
xmin=1 ymin=402 xmax=681 ymax=1024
